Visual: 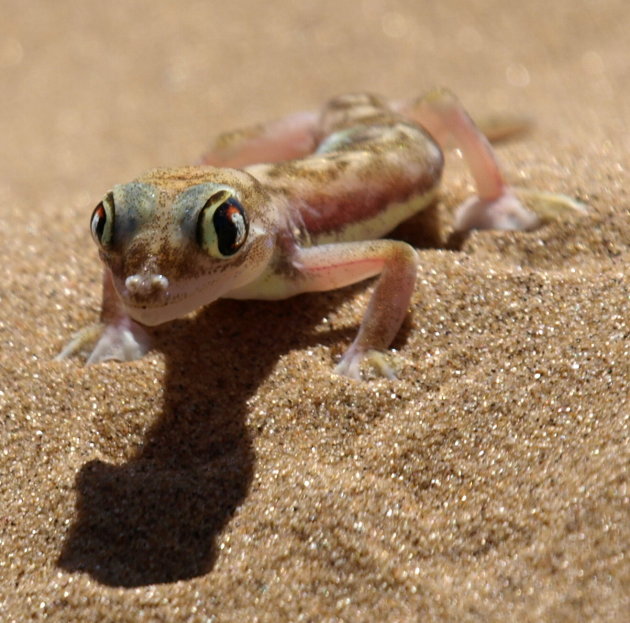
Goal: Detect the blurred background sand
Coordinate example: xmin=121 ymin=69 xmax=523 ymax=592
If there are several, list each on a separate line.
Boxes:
xmin=0 ymin=1 xmax=628 ymax=620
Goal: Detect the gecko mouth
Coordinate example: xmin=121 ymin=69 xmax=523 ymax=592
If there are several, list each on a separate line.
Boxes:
xmin=123 ymin=297 xmax=194 ymax=327
xmin=119 ymin=278 xmax=226 ymax=327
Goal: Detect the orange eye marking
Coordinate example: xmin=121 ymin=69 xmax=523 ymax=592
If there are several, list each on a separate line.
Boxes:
xmin=226 ymin=205 xmax=240 ymax=220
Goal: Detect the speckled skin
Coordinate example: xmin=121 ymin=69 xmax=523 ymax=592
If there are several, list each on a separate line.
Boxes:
xmin=57 ymin=91 xmax=581 ymax=379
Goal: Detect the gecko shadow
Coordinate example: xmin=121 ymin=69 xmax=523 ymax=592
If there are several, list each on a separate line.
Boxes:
xmin=56 ymin=293 xmax=360 ymax=587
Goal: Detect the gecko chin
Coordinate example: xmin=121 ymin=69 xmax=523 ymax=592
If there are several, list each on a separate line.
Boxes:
xmin=122 ymin=295 xmax=209 ymax=326
xmin=121 ymin=287 xmax=226 ymax=327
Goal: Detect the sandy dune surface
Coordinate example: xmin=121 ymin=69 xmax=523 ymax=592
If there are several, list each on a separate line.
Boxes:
xmin=0 ymin=1 xmax=628 ymax=621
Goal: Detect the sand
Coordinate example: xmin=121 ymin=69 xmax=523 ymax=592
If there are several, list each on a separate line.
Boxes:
xmin=1 ymin=0 xmax=628 ymax=621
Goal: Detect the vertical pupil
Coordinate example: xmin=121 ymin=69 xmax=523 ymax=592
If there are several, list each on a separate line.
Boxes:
xmin=96 ymin=207 xmax=106 ymax=237
xmin=213 ymin=199 xmax=248 ymax=256
xmin=93 ymin=204 xmax=106 ymax=240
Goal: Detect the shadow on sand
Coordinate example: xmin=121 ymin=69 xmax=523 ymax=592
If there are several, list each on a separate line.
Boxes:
xmin=56 ymin=204 xmax=444 ymax=586
xmin=56 ymin=296 xmax=344 ymax=587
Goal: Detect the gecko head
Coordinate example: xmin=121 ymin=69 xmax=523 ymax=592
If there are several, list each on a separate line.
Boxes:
xmin=89 ymin=168 xmax=276 ymax=326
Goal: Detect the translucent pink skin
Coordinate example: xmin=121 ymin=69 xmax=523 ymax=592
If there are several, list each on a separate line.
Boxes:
xmin=199 ymin=111 xmax=319 ymax=169
xmin=58 ymin=90 xmax=572 ymax=379
xmin=395 ymin=91 xmax=540 ymax=232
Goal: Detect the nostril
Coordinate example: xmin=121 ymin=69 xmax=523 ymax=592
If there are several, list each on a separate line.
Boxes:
xmin=125 ymin=273 xmax=170 ymax=298
xmin=150 ymin=274 xmax=169 ymax=291
xmin=125 ymin=275 xmax=143 ymax=293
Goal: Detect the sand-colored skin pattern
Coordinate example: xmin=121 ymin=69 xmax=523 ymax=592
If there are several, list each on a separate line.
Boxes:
xmin=0 ymin=1 xmax=628 ymax=621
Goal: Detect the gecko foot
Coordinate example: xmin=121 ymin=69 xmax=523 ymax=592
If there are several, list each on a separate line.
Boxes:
xmin=454 ymin=189 xmax=586 ymax=233
xmin=454 ymin=191 xmax=539 ymax=232
xmin=56 ymin=323 xmax=105 ymax=361
xmin=56 ymin=319 xmax=150 ymax=364
xmin=335 ymin=347 xmax=405 ymax=381
xmin=515 ymin=189 xmax=587 ymax=224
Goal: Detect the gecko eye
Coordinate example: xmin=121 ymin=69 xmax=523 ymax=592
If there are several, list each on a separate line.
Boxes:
xmin=197 ymin=190 xmax=249 ymax=257
xmin=90 ymin=192 xmax=115 ymax=249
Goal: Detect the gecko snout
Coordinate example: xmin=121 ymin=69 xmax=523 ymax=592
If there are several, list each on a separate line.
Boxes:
xmin=125 ymin=272 xmax=170 ymax=303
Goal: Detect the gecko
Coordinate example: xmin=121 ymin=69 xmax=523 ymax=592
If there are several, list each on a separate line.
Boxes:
xmin=57 ymin=90 xmax=583 ymax=379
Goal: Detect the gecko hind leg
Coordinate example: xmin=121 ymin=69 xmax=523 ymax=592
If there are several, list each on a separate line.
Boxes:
xmin=398 ymin=89 xmax=585 ymax=233
xmin=199 ymin=111 xmax=319 ymax=168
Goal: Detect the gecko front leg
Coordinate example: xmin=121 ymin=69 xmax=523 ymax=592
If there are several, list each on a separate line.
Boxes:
xmin=280 ymin=240 xmax=419 ymax=380
xmin=56 ymin=268 xmax=149 ymax=364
